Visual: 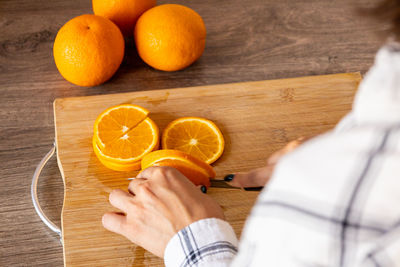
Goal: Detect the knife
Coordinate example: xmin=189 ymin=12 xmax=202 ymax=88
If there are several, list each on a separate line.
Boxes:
xmin=127 ymin=177 xmax=263 ymax=191
xmin=210 ymin=179 xmax=239 ymax=189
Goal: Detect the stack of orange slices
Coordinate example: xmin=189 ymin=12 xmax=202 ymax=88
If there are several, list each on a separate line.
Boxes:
xmin=92 ymin=104 xmax=159 ymax=171
xmin=93 ymin=104 xmax=225 ymax=187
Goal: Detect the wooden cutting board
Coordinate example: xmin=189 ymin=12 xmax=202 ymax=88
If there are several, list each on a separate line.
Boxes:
xmin=54 ymin=72 xmax=361 ymax=266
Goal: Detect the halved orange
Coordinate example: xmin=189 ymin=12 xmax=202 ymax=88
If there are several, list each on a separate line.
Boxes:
xmin=93 ymin=104 xmax=159 ymax=171
xmin=141 ymin=149 xmax=215 ymax=187
xmin=161 ymin=117 xmax=224 ymax=164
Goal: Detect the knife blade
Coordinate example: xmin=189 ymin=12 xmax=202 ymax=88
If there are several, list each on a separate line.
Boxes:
xmin=211 ymin=179 xmax=263 ymax=191
xmin=209 ymin=179 xmax=239 ymax=189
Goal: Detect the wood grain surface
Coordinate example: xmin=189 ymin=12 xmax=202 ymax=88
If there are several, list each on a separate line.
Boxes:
xmin=56 ymin=73 xmax=360 ymax=266
xmin=0 ymin=0 xmax=388 ymax=266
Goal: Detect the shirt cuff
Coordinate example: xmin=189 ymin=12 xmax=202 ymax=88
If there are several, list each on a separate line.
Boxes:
xmin=164 ymin=218 xmax=239 ymax=267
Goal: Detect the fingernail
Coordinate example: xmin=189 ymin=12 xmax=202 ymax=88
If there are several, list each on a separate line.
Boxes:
xmin=200 ymin=185 xmax=207 ymax=194
xmin=102 ymin=214 xmax=110 ymax=227
xmin=224 ymin=174 xmax=234 ymax=182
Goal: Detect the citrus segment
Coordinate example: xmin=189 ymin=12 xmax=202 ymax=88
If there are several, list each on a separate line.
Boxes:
xmin=162 ymin=117 xmax=224 ymax=164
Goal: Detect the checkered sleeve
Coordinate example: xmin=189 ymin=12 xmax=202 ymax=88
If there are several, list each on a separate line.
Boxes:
xmin=164 ymin=218 xmax=238 ymax=267
xmin=361 ymin=222 xmax=400 ymax=266
xmin=230 ymin=43 xmax=400 ymax=266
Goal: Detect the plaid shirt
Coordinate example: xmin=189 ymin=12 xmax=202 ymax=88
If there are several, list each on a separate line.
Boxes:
xmin=164 ymin=44 xmax=400 ymax=267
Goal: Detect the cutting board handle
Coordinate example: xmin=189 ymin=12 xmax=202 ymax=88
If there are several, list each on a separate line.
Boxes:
xmin=31 ymin=142 xmax=63 ymax=243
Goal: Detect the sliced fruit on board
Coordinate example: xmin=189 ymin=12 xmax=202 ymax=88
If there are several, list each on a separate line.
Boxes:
xmin=162 ymin=117 xmax=224 ymax=164
xmin=93 ymin=104 xmax=159 ymax=171
xmin=141 ymin=149 xmax=215 ymax=187
xmin=93 ymin=104 xmax=150 ymax=149
xmin=92 ymin=138 xmax=142 ymax=172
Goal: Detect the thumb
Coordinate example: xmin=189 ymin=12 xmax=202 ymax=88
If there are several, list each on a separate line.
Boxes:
xmin=224 ymin=165 xmax=274 ymax=188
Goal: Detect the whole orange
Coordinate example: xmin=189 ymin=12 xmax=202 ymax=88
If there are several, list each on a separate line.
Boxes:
xmin=134 ymin=4 xmax=206 ymax=71
xmin=53 ymin=14 xmax=124 ymax=87
xmin=92 ymin=0 xmax=156 ymax=36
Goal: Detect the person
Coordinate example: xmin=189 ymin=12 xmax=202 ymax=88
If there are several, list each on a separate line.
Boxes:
xmin=102 ymin=0 xmax=400 ymax=266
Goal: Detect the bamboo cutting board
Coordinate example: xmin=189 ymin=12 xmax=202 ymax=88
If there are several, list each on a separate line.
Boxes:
xmin=54 ymin=72 xmax=361 ymax=266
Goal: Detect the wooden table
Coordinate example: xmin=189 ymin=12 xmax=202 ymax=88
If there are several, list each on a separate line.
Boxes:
xmin=0 ymin=0 xmax=387 ymax=266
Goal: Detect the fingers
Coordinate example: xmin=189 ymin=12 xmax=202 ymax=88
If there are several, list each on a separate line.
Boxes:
xmin=137 ymin=166 xmax=175 ymax=181
xmin=136 ymin=166 xmax=161 ymax=179
xmin=109 ymin=189 xmax=133 ymax=213
xmin=128 ymin=178 xmax=160 ymax=206
xmin=102 ymin=212 xmax=127 ymax=235
xmin=137 ymin=166 xmax=188 ymax=187
xmin=227 ymin=165 xmax=274 ymax=187
xmin=128 ymin=178 xmax=148 ymax=195
xmin=227 ymin=137 xmax=310 ymax=188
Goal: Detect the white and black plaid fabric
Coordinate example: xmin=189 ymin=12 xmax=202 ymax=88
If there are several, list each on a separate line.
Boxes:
xmin=164 ymin=44 xmax=400 ymax=267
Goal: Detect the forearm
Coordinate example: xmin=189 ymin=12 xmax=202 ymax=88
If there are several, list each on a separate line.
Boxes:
xmin=164 ymin=218 xmax=238 ymax=267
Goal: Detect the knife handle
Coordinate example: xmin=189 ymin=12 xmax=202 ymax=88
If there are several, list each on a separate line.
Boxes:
xmin=244 ymin=186 xmax=264 ymax=191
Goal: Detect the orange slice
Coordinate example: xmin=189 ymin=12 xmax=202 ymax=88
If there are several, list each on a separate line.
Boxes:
xmin=161 ymin=117 xmax=224 ymax=164
xmin=93 ymin=104 xmax=149 ymax=149
xmin=93 ymin=104 xmax=159 ymax=171
xmin=141 ymin=149 xmax=215 ymax=187
xmin=93 ymin=138 xmax=142 ymax=172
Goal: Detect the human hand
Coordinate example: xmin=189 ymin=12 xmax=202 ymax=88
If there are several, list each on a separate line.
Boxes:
xmin=102 ymin=166 xmax=224 ymax=258
xmin=225 ymin=137 xmax=308 ymax=188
